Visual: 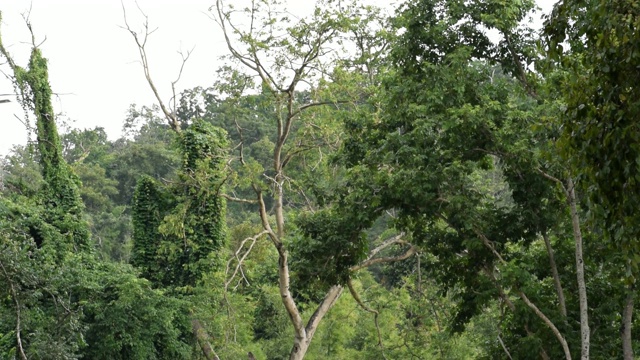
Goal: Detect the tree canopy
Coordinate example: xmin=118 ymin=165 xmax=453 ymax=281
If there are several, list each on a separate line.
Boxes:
xmin=1 ymin=0 xmax=640 ymax=359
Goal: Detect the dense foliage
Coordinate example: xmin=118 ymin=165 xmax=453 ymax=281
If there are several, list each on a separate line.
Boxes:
xmin=1 ymin=0 xmax=640 ymax=359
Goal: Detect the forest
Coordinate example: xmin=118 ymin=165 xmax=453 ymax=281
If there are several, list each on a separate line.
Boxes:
xmin=1 ymin=0 xmax=639 ymax=359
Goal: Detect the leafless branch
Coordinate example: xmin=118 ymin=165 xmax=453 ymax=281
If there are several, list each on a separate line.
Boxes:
xmin=473 ymin=228 xmax=507 ymax=263
xmin=221 ymin=193 xmax=258 ymax=204
xmin=480 ymin=231 xmax=572 ymax=360
xmin=350 ymin=233 xmax=405 ymax=271
xmin=519 ymin=291 xmax=572 ymax=360
xmin=498 ymin=334 xmax=514 ymax=360
xmin=121 ymin=1 xmax=181 ymax=132
xmin=225 ymin=230 xmax=268 ymax=290
xmin=254 ymin=186 xmax=281 ymax=248
xmin=303 ymin=285 xmax=343 ymax=343
xmin=537 ymin=168 xmax=569 ymax=194
xmin=0 ymin=21 xmax=19 ymax=74
xmin=351 ymin=233 xmax=417 ymax=272
xmin=170 ymin=46 xmax=194 ymax=116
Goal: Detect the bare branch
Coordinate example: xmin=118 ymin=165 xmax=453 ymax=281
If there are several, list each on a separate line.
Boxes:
xmin=192 ymin=318 xmax=220 ymax=360
xmin=221 ymin=193 xmax=258 ymax=204
xmin=303 ymin=285 xmax=343 ymax=344
xmin=498 ymin=334 xmax=514 ymax=360
xmin=350 ymin=233 xmax=407 ymax=272
xmin=254 ymin=187 xmax=280 ymax=247
xmin=225 ymin=230 xmax=269 ymax=290
xmin=479 ymin=231 xmax=572 ymax=360
xmin=121 ymin=1 xmax=181 ymax=132
xmin=473 ymin=228 xmax=506 ymax=263
xmin=0 ymin=16 xmax=19 ymax=73
xmin=519 ymin=291 xmax=572 ymax=360
xmin=537 ymin=168 xmax=570 ymax=196
xmin=351 ymin=234 xmax=417 ymax=272
xmin=289 ymin=100 xmax=350 ymax=119
xmin=170 ymin=46 xmax=195 ymax=116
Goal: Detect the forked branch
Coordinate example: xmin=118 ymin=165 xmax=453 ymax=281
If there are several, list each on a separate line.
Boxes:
xmin=224 ymin=230 xmax=269 ymax=290
xmin=121 ymin=1 xmax=183 ymax=132
xmin=350 ymin=233 xmax=417 ymax=272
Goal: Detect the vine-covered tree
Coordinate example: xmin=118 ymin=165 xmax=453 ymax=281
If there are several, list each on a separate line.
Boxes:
xmin=132 ymin=120 xmax=228 ymax=288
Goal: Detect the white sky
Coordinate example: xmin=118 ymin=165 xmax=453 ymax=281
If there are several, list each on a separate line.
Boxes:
xmin=0 ymin=0 xmax=555 ymax=155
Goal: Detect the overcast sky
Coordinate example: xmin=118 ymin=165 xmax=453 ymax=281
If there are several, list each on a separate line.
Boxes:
xmin=0 ymin=0 xmax=554 ymax=155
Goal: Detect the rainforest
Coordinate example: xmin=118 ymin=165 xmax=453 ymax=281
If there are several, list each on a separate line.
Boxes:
xmin=1 ymin=0 xmax=639 ymax=359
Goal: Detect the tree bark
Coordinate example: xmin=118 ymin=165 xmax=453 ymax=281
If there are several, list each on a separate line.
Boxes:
xmin=192 ymin=319 xmax=220 ymax=360
xmin=622 ymin=290 xmax=634 ymax=360
xmin=289 ymin=285 xmax=343 ymax=360
xmin=567 ymin=178 xmax=590 ymax=360
xmin=519 ymin=291 xmax=572 ymax=360
xmin=543 ymin=232 xmax=567 ymax=318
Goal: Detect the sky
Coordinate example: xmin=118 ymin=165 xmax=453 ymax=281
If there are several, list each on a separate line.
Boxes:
xmin=0 ymin=0 xmax=555 ymax=156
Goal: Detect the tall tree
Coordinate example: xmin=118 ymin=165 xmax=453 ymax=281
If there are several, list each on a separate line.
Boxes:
xmin=545 ymin=1 xmax=640 ymax=358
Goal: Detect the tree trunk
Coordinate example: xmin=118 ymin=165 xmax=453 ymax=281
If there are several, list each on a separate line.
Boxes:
xmin=543 ymin=232 xmax=567 ymax=318
xmin=622 ymin=290 xmax=634 ymax=360
xmin=192 ymin=319 xmax=220 ymax=360
xmin=290 ymin=339 xmax=310 ymax=360
xmin=567 ymin=178 xmax=589 ymax=360
xmin=288 ymin=285 xmax=343 ymax=360
xmin=519 ymin=291 xmax=572 ymax=360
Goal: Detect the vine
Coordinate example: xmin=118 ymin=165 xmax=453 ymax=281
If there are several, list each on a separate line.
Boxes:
xmin=0 ymin=16 xmax=89 ymax=251
xmin=132 ymin=120 xmax=229 ymax=288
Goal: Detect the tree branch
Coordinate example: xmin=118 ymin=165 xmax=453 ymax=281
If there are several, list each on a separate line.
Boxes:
xmin=0 ymin=259 xmax=28 ymax=360
xmin=347 ymin=279 xmax=387 ymax=359
xmin=221 ymin=193 xmax=257 ymax=204
xmin=351 ymin=239 xmax=417 ymax=272
xmin=121 ymin=1 xmax=181 ymax=132
xmin=304 ymin=285 xmax=343 ymax=343
xmin=519 ymin=291 xmax=572 ymax=360
xmin=192 ymin=318 xmax=220 ymax=360
xmin=225 ymin=230 xmax=268 ymax=290
xmin=479 ymin=230 xmax=572 ymax=360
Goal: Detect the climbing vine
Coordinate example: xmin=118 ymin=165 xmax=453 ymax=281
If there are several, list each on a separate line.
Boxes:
xmin=0 ymin=22 xmax=89 ymax=251
xmin=132 ymin=120 xmax=229 ymax=288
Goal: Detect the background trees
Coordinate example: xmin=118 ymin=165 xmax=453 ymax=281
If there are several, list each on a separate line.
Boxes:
xmin=1 ymin=0 xmax=640 ymax=359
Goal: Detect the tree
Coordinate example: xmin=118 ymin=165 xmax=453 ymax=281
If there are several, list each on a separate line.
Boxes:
xmin=0 ymin=14 xmax=194 ymax=359
xmin=131 ymin=119 xmax=229 ymax=289
xmin=124 ymin=1 xmax=421 ymax=358
xmin=545 ymin=4 xmax=640 ymax=358
xmin=331 ymin=0 xmax=613 ymax=358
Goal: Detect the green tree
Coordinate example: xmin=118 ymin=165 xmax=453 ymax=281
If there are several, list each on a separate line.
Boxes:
xmin=131 ymin=120 xmax=229 ymax=288
xmin=0 ymin=16 xmax=194 ymax=359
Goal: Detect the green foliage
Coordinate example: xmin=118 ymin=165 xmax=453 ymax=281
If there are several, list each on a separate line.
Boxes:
xmin=81 ymin=263 xmax=192 ymax=360
xmin=10 ymin=48 xmax=91 ymax=252
xmin=132 ymin=176 xmax=171 ymax=284
xmin=546 ymin=0 xmax=640 ymax=261
xmin=291 ymin=209 xmax=370 ymax=294
xmin=132 ymin=120 xmax=229 ymax=288
xmin=0 ymin=27 xmax=194 ymax=359
xmin=4 ymin=1 xmax=640 ymax=358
